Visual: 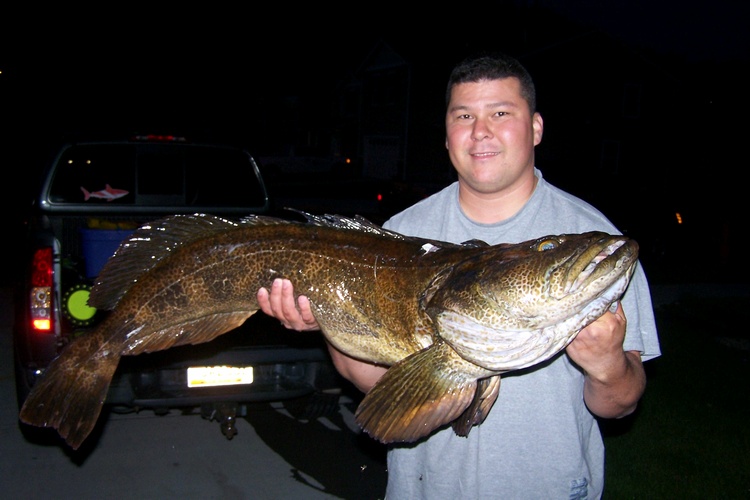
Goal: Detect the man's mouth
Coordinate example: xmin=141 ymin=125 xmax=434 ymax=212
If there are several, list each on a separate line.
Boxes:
xmin=470 ymin=152 xmax=499 ymax=158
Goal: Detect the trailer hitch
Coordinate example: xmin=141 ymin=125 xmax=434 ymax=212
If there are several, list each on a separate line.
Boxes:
xmin=201 ymin=402 xmax=238 ymax=439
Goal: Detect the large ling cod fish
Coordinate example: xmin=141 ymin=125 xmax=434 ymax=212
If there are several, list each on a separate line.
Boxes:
xmin=20 ymin=212 xmax=639 ymax=450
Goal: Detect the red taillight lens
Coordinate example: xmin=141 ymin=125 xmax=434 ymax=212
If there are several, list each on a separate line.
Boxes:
xmin=30 ymin=247 xmax=53 ymax=333
xmin=31 ymin=247 xmax=53 ymax=287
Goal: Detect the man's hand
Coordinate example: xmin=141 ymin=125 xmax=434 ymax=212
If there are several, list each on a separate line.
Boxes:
xmin=566 ymin=301 xmax=628 ymax=378
xmin=257 ymin=278 xmax=384 ymax=392
xmin=566 ymin=302 xmax=646 ymax=418
xmin=257 ymin=278 xmax=320 ymax=331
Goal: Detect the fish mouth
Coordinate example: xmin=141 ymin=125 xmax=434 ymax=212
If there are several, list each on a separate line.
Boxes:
xmin=565 ymin=236 xmax=637 ymax=295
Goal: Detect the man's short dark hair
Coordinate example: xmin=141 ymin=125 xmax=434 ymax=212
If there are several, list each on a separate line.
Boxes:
xmin=446 ymin=52 xmax=537 ymax=114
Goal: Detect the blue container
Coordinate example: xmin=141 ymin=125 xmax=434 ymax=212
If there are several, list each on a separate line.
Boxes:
xmin=80 ymin=229 xmax=134 ymax=278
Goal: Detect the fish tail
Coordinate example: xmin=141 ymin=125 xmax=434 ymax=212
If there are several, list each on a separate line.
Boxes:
xmin=19 ymin=333 xmax=121 ymax=450
xmin=80 ymin=186 xmax=90 ymax=200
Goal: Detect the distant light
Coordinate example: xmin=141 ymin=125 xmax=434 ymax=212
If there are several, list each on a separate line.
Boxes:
xmin=675 ymin=212 xmax=683 ymax=224
xmin=377 ymin=193 xmax=383 ymax=202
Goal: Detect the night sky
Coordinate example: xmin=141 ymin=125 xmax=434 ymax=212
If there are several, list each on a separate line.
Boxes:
xmin=2 ymin=3 xmax=747 ymax=146
xmin=3 ymin=3 xmax=747 ymax=133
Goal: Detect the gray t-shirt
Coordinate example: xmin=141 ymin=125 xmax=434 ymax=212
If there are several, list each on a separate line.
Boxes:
xmin=381 ymin=168 xmax=661 ymax=500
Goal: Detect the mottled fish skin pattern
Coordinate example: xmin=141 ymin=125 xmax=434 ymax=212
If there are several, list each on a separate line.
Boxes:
xmin=19 ymin=212 xmax=639 ymax=449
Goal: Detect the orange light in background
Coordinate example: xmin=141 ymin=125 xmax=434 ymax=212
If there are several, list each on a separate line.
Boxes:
xmin=675 ymin=212 xmax=683 ymax=224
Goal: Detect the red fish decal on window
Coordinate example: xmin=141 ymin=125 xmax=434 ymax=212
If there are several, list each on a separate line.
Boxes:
xmin=80 ymin=185 xmax=129 ymax=202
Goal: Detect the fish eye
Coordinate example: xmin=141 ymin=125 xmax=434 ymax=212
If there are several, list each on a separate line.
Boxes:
xmin=536 ymin=239 xmax=559 ymax=252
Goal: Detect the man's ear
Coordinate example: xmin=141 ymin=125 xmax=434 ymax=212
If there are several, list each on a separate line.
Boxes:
xmin=533 ymin=112 xmax=544 ymax=146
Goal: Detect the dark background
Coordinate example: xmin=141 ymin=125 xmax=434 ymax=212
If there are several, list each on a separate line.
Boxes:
xmin=2 ymin=2 xmax=748 ymax=283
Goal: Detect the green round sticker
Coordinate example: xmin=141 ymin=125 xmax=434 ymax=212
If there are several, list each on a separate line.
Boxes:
xmin=65 ymin=286 xmax=97 ymax=323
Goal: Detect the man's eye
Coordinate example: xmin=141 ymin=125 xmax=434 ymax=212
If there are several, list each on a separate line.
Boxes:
xmin=494 ymin=111 xmax=508 ymax=117
xmin=458 ymin=114 xmax=472 ymax=120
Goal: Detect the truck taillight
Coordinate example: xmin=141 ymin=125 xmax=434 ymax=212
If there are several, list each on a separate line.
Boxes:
xmin=30 ymin=248 xmax=53 ymax=333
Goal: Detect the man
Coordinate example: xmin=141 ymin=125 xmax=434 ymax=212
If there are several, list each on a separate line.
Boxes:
xmin=258 ymin=52 xmax=660 ymax=499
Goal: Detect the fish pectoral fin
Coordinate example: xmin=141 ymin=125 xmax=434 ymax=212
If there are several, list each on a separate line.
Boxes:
xmin=451 ymin=375 xmax=501 ymax=437
xmin=19 ymin=335 xmax=122 ymax=451
xmin=354 ymin=340 xmax=480 ymax=444
xmin=126 ymin=310 xmax=255 ymax=355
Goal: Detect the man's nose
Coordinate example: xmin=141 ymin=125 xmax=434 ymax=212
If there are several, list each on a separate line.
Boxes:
xmin=472 ymin=119 xmax=493 ymax=140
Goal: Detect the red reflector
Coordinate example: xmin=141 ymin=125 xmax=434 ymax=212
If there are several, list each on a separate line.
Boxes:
xmin=377 ymin=193 xmax=383 ymax=202
xmin=131 ymin=134 xmax=186 ymax=143
xmin=31 ymin=248 xmax=53 ymax=287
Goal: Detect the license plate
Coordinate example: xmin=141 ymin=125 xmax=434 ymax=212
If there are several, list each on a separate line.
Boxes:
xmin=187 ymin=365 xmax=254 ymax=387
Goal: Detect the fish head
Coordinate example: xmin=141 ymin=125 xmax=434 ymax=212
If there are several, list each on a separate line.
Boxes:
xmin=426 ymin=231 xmax=639 ymax=372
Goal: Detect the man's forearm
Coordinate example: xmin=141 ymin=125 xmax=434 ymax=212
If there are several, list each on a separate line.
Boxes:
xmin=326 ymin=343 xmax=387 ymax=394
xmin=583 ymin=350 xmax=646 ymax=418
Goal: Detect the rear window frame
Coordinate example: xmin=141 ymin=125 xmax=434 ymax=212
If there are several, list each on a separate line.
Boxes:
xmin=39 ymin=139 xmax=270 ymax=216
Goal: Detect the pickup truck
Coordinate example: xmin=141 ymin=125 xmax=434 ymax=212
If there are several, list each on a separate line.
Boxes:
xmin=13 ymin=135 xmax=342 ymax=442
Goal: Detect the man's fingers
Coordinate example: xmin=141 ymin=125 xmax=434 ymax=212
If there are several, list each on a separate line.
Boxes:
xmin=257 ymin=287 xmax=272 ymax=315
xmin=297 ymin=295 xmax=315 ymax=324
xmin=268 ymin=278 xmax=285 ymax=316
xmin=259 ymin=279 xmax=318 ymax=331
xmin=279 ymin=279 xmax=300 ymax=317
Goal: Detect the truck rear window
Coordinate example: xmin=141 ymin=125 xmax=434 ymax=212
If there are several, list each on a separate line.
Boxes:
xmin=48 ymin=143 xmax=267 ymax=209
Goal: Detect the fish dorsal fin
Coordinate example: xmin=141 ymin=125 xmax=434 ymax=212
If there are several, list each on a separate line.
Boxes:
xmin=281 ymin=209 xmax=471 ymax=250
xmin=451 ymin=375 xmax=501 ymax=436
xmin=460 ymin=238 xmax=491 ymax=248
xmin=293 ymin=209 xmax=410 ymax=241
xmin=354 ymin=340 xmax=479 ymax=443
xmin=89 ymin=213 xmax=240 ymax=310
xmin=238 ymin=213 xmax=298 ymax=226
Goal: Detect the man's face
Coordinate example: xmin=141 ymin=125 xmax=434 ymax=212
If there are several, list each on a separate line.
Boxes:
xmin=445 ymin=77 xmax=543 ymax=195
